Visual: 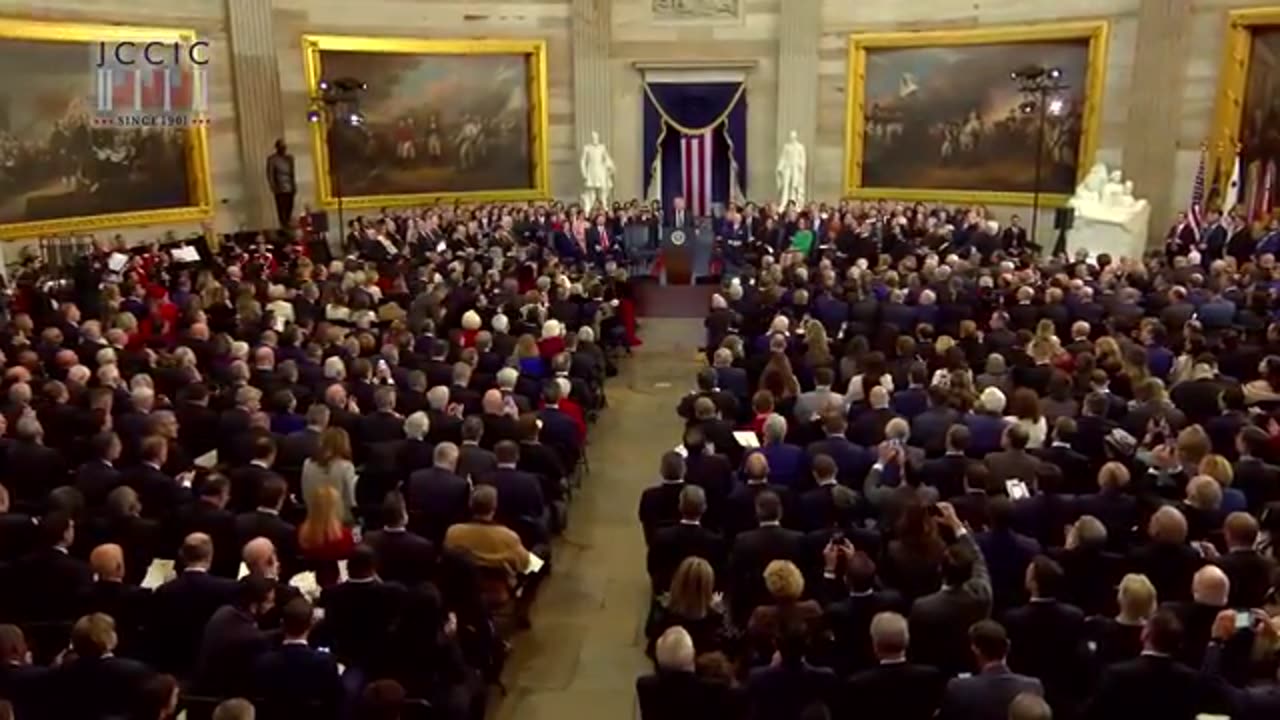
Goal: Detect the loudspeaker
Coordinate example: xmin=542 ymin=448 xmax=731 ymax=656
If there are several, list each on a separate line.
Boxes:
xmin=1053 ymin=207 xmax=1075 ymax=231
xmin=309 ymin=211 xmax=330 ymax=233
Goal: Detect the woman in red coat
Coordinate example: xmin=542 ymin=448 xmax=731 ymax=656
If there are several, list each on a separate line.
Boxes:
xmin=298 ymin=485 xmax=355 ymax=571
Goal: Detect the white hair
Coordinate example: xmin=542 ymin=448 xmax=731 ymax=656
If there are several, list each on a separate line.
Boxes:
xmin=577 ymin=326 xmax=595 ymax=343
xmin=427 ymin=386 xmax=450 ymax=411
xmin=654 ymin=626 xmax=695 ymax=672
xmin=541 ymin=319 xmax=563 ymax=340
xmin=980 ymin=387 xmax=1007 ymax=414
xmin=763 ymin=413 xmax=787 ymax=442
xmin=322 ymin=356 xmax=346 ymax=380
xmin=555 ymin=377 xmax=571 ymax=397
xmin=229 ymin=341 xmax=250 ymax=360
xmin=711 ymin=293 xmax=727 ymax=310
xmin=462 ymin=310 xmax=481 ymax=331
xmin=492 ymin=313 xmax=510 ymax=333
xmin=769 ymin=315 xmax=790 ymax=334
xmin=403 ymin=411 xmax=430 ymax=440
xmin=496 ymin=367 xmax=519 ymax=390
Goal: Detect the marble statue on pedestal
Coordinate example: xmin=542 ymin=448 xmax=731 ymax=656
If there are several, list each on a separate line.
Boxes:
xmin=1066 ymin=162 xmax=1152 ymax=261
xmin=777 ymin=130 xmax=807 ymax=207
xmin=580 ymin=131 xmax=615 ymax=210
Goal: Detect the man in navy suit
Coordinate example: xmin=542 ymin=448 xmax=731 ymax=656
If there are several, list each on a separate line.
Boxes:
xmin=937 ymin=620 xmax=1043 ymax=720
xmin=405 ymin=442 xmax=471 ymax=544
xmin=666 ymin=196 xmax=696 ymax=231
xmin=477 ymin=441 xmax=548 ymax=547
xmin=806 ymin=410 xmax=873 ymax=485
xmin=538 ymin=381 xmax=583 ymax=468
xmin=252 ymin=596 xmax=343 ymax=717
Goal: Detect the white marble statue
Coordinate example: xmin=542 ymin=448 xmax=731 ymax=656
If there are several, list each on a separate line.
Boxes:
xmin=579 ymin=130 xmax=615 ymax=210
xmin=777 ymin=130 xmax=807 ymax=206
xmin=1067 ymin=162 xmax=1152 ymax=261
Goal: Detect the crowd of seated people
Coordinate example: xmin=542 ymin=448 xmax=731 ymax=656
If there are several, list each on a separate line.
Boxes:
xmin=637 ymin=207 xmax=1280 ymax=720
xmin=0 ymin=203 xmax=635 ymax=719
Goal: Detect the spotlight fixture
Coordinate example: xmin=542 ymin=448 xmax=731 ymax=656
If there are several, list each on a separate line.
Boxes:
xmin=1047 ymin=98 xmax=1065 ymax=116
xmin=307 ymin=109 xmax=322 ymax=123
xmin=317 ymin=80 xmax=329 ymax=91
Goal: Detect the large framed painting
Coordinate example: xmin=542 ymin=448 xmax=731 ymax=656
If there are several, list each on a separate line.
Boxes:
xmin=843 ymin=22 xmax=1109 ymax=206
xmin=302 ymin=35 xmax=550 ymax=208
xmin=1210 ymin=9 xmax=1280 ymax=218
xmin=0 ymin=18 xmax=212 ymax=240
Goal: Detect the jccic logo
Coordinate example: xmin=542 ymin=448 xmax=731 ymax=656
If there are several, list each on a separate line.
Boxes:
xmin=91 ymin=40 xmax=211 ymax=127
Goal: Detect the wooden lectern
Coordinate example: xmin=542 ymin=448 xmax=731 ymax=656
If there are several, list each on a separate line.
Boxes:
xmin=662 ymin=227 xmax=694 ymax=285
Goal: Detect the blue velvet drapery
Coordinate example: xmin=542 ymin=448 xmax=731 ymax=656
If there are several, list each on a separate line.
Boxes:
xmin=642 ymin=81 xmax=747 ymax=214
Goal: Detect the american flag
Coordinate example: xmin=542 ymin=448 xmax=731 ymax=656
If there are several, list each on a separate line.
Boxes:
xmin=1188 ymin=146 xmax=1206 ymax=239
xmin=681 ymin=130 xmax=713 ymax=217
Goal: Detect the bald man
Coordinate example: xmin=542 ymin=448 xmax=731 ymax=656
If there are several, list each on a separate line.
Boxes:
xmin=1163 ymin=564 xmax=1231 ymax=668
xmin=149 ymin=533 xmax=239 ymax=674
xmin=479 ymin=388 xmax=519 ymax=450
xmin=241 ymin=537 xmax=300 ymax=628
xmin=1127 ymin=505 xmax=1203 ymax=604
xmin=851 ymin=384 xmax=898 ymax=446
xmin=78 ymin=543 xmax=150 ymax=656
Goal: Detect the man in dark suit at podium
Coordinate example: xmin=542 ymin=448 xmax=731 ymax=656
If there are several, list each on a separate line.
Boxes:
xmin=666 ymin=196 xmax=696 ymax=232
xmin=662 ymin=196 xmax=698 ymax=285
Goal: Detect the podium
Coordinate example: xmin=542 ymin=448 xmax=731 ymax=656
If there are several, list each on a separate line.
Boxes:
xmin=662 ymin=226 xmax=694 ymax=285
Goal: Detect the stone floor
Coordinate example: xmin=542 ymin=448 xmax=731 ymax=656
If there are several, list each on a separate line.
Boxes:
xmin=486 ymin=318 xmax=704 ymax=720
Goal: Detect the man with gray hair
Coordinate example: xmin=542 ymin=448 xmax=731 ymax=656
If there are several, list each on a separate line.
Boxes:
xmin=646 ymin=484 xmax=723 ymax=594
xmin=406 ymin=441 xmax=469 ymax=542
xmin=425 ymin=386 xmax=462 ymax=445
xmin=637 ymin=626 xmax=736 ymax=718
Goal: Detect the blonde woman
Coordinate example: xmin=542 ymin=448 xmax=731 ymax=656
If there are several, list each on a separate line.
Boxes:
xmin=803 ymin=320 xmax=833 ymax=370
xmin=301 ymin=427 xmax=358 ymax=522
xmin=1089 ymin=573 xmax=1156 ymax=666
xmin=746 ymin=559 xmax=824 ymax=659
xmin=298 ymin=484 xmax=354 ymax=564
xmin=644 ymin=557 xmax=728 ymax=658
xmin=1199 ymin=454 xmax=1249 ymax=513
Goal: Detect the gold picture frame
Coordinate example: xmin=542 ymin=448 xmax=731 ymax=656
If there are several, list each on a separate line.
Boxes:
xmin=1207 ymin=8 xmax=1280 ymax=186
xmin=843 ymin=21 xmax=1109 ymax=206
xmin=0 ymin=18 xmax=213 ymax=240
xmin=301 ymin=35 xmax=551 ymax=209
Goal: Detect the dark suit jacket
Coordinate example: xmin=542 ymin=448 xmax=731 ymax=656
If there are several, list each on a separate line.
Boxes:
xmin=0 ymin=662 xmax=50 ymax=720
xmin=1215 ymin=549 xmax=1277 ymax=608
xmin=80 ymin=513 xmax=160 ymax=586
xmin=807 ymin=435 xmax=873 ymax=485
xmin=1127 ymin=541 xmax=1203 ymax=605
xmin=404 ymin=467 xmax=471 ymax=544
xmin=909 ymin=536 xmax=993 ymax=677
xmin=75 ymin=460 xmax=124 ymax=509
xmin=251 ymin=642 xmax=343 ymax=716
xmin=150 ymin=569 xmax=239 ymax=674
xmin=234 ymin=509 xmax=299 ymax=578
xmin=824 ymin=590 xmax=906 ymax=676
xmin=227 ymin=463 xmax=281 ymax=514
xmin=844 ymin=661 xmax=947 ymax=720
xmin=1233 ymin=457 xmax=1280 ymax=512
xmin=1003 ymin=599 xmax=1087 ymax=708
xmin=938 ymin=664 xmax=1044 ymax=720
xmin=729 ymin=524 xmax=805 ymax=621
xmin=50 ymin=655 xmax=152 ymax=720
xmin=479 ymin=466 xmax=546 ymax=538
xmin=983 ymin=449 xmax=1042 ymax=486
xmin=4 ymin=440 xmax=69 ymax=508
xmin=1086 ymin=654 xmax=1216 ymax=720
xmin=363 ymin=527 xmax=436 ymax=587
xmin=457 ymin=443 xmax=497 ymax=482
xmin=923 ymin=454 xmax=972 ymax=500
xmin=317 ymin=579 xmax=407 ymax=673
xmin=126 ymin=463 xmax=189 ymax=521
xmin=646 ymin=521 xmax=725 ymax=593
xmin=76 ymin=580 xmax=151 ymax=655
xmin=1074 ymin=490 xmax=1139 ymax=551
xmin=194 ymin=604 xmax=273 ymax=697
xmin=175 ymin=499 xmax=240 ymax=577
xmin=0 ymin=511 xmax=37 ymax=564
xmin=636 ymin=670 xmax=745 ymax=720
xmin=276 ymin=427 xmax=322 ymax=483
xmin=15 ymin=546 xmax=93 ymax=621
xmin=639 ymin=482 xmax=687 ymax=544
xmin=746 ymin=662 xmax=839 ymax=720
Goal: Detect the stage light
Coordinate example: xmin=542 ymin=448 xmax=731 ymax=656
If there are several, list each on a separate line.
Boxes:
xmin=318 ymin=80 xmax=329 ymax=91
xmin=1010 ymin=71 xmax=1019 ymax=80
xmin=360 ymin=82 xmax=368 ymax=90
xmin=1020 ymin=101 xmax=1036 ymax=115
xmin=1047 ymin=67 xmax=1063 ymax=80
xmin=1047 ymin=98 xmax=1065 ymax=116
xmin=307 ymin=109 xmax=322 ymax=123
xmin=348 ymin=112 xmax=365 ymax=126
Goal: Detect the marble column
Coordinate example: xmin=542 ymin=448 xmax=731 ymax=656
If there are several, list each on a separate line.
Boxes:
xmin=775 ymin=0 xmax=821 ymax=198
xmin=1122 ymin=0 xmax=1192 ymax=245
xmin=226 ymin=0 xmax=286 ymax=229
xmin=572 ymin=0 xmax=612 ymax=185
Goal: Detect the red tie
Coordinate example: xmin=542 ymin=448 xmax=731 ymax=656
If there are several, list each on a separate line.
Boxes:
xmin=600 ymin=230 xmax=609 ymax=250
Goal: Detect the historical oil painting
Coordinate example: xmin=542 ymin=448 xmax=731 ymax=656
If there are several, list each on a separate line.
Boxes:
xmin=1236 ymin=28 xmax=1280 ymax=210
xmin=0 ymin=20 xmax=209 ymax=238
xmin=305 ymin=37 xmax=549 ymax=205
xmin=846 ymin=24 xmax=1108 ymax=204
